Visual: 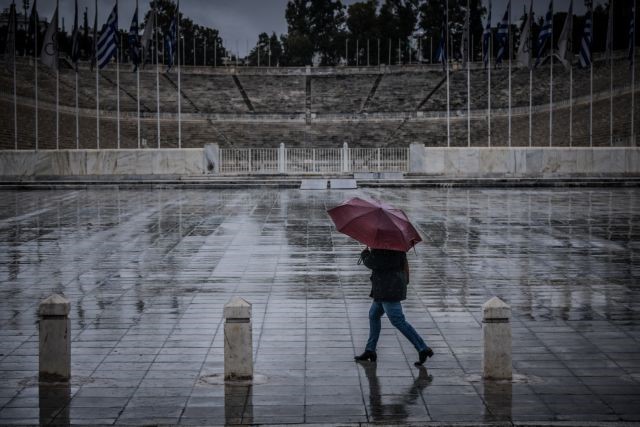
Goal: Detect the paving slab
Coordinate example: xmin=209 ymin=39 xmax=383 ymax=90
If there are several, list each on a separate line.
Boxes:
xmin=0 ymin=187 xmax=639 ymax=425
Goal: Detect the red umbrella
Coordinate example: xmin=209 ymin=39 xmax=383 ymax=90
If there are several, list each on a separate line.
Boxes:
xmin=327 ymin=197 xmax=422 ymax=252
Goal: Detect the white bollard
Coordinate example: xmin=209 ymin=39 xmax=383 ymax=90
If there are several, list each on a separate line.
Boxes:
xmin=482 ymin=296 xmax=512 ymax=380
xmin=39 ymin=294 xmax=71 ymax=381
xmin=224 ymin=297 xmax=253 ymax=381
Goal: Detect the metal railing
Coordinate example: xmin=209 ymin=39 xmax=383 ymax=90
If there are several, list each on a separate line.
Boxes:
xmin=218 ymin=145 xmax=409 ymax=175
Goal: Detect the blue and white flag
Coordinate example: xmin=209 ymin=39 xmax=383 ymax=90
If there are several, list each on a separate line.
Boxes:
xmin=496 ymin=1 xmax=510 ymax=64
xmin=629 ymin=0 xmax=636 ymax=66
xmin=96 ymin=4 xmax=118 ymax=69
xmin=579 ymin=2 xmax=592 ymax=68
xmin=482 ymin=0 xmax=492 ymax=68
xmin=535 ymin=0 xmax=553 ymax=67
xmin=165 ymin=3 xmax=178 ymax=72
xmin=128 ymin=5 xmax=140 ymax=71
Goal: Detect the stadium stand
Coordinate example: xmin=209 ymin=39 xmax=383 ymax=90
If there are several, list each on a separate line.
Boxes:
xmin=0 ymin=53 xmax=638 ymax=150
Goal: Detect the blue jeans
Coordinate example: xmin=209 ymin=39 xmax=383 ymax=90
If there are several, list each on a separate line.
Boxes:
xmin=365 ymin=301 xmax=428 ymax=353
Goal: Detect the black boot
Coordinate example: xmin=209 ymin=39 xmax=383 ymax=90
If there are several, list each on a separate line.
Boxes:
xmin=415 ymin=347 xmax=434 ymax=366
xmin=354 ymin=350 xmax=377 ymax=362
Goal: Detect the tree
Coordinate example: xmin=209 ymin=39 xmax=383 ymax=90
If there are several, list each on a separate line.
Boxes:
xmin=379 ymin=0 xmax=419 ymax=64
xmin=284 ymin=0 xmax=346 ymax=65
xmin=418 ymin=0 xmax=485 ymax=63
xmin=143 ymin=0 xmax=226 ymax=66
xmin=346 ymin=0 xmax=379 ymax=64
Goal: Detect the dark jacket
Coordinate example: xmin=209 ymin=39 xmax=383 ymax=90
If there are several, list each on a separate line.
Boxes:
xmin=360 ymin=248 xmax=408 ymax=302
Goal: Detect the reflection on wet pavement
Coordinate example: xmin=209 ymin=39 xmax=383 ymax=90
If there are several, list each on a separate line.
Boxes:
xmin=0 ymin=188 xmax=638 ymax=424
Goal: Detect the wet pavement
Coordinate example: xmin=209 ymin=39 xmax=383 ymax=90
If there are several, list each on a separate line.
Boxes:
xmin=0 ymin=187 xmax=639 ymax=425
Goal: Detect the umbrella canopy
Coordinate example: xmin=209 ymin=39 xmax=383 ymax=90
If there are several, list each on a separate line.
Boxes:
xmin=327 ymin=197 xmax=422 ymax=252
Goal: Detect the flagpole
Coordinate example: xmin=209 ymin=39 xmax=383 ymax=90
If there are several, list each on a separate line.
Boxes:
xmin=75 ymin=69 xmax=79 ymax=149
xmin=467 ymin=0 xmax=471 ymax=147
xmin=95 ymin=0 xmax=99 ymax=150
xmin=610 ymin=2 xmax=614 ymax=146
xmin=529 ymin=67 xmax=532 ymax=146
xmin=137 ymin=0 xmax=140 ymax=149
xmin=508 ymin=0 xmax=511 ymax=147
xmin=569 ymin=57 xmax=573 ymax=147
xmin=116 ymin=0 xmax=120 ymax=149
xmin=12 ymin=3 xmax=17 ymax=150
xmin=632 ymin=0 xmax=636 ymax=145
xmin=446 ymin=0 xmax=450 ymax=147
xmin=35 ymin=9 xmax=38 ymax=151
xmin=155 ymin=8 xmax=160 ymax=149
xmin=488 ymin=35 xmax=492 ymax=147
xmin=589 ymin=18 xmax=593 ymax=148
xmin=178 ymin=2 xmax=182 ymax=149
xmin=56 ymin=0 xmax=59 ymax=150
xmin=549 ymin=7 xmax=554 ymax=148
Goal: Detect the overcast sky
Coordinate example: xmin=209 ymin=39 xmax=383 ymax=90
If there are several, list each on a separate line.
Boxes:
xmin=0 ymin=0 xmax=599 ymax=56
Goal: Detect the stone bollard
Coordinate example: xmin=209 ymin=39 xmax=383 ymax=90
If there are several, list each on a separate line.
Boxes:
xmin=224 ymin=297 xmax=253 ymax=381
xmin=39 ymin=294 xmax=71 ymax=381
xmin=482 ymin=296 xmax=512 ymax=380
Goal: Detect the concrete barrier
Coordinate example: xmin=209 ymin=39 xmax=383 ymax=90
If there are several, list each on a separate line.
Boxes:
xmin=39 ymin=294 xmax=71 ymax=381
xmin=224 ymin=297 xmax=253 ymax=381
xmin=482 ymin=297 xmax=512 ymax=381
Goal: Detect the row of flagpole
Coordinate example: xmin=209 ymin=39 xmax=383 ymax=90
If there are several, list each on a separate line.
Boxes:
xmin=6 ymin=0 xmax=182 ymax=151
xmin=2 ymin=0 xmax=638 ymax=149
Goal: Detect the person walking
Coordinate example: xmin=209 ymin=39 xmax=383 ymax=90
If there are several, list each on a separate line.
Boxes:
xmin=354 ymin=248 xmax=433 ymax=366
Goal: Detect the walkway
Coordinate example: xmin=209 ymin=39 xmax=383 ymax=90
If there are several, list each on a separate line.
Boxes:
xmin=0 ymin=187 xmax=638 ymax=425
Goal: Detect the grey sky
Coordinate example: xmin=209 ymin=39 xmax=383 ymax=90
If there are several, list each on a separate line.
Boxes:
xmin=1 ymin=0 xmax=600 ymax=56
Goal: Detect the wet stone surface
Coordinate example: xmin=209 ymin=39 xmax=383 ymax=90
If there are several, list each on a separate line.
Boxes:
xmin=0 ymin=187 xmax=639 ymax=425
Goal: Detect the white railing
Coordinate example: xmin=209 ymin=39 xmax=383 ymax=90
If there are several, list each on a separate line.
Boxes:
xmin=218 ymin=145 xmax=409 ymax=175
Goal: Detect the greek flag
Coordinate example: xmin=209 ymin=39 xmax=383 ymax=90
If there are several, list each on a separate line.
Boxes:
xmin=482 ymin=0 xmax=492 ymax=68
xmin=165 ymin=6 xmax=178 ymax=72
xmin=535 ymin=0 xmax=553 ymax=67
xmin=96 ymin=4 xmax=118 ymax=69
xmin=629 ymin=0 xmax=636 ymax=66
xmin=129 ymin=6 xmax=140 ymax=72
xmin=579 ymin=4 xmax=592 ymax=68
xmin=496 ymin=1 xmax=510 ymax=64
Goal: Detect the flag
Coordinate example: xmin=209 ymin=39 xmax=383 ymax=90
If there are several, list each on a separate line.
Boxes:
xmin=27 ymin=0 xmax=39 ymax=56
xmin=129 ymin=5 xmax=140 ymax=71
xmin=5 ymin=2 xmax=16 ymax=60
xmin=482 ymin=0 xmax=492 ymax=68
xmin=517 ymin=0 xmax=533 ymax=69
xmin=165 ymin=3 xmax=178 ymax=72
xmin=91 ymin=0 xmax=97 ymax=70
xmin=496 ymin=1 xmax=510 ymax=64
xmin=579 ymin=1 xmax=592 ymax=68
xmin=40 ymin=5 xmax=58 ymax=70
xmin=629 ymin=0 xmax=636 ymax=65
xmin=96 ymin=4 xmax=118 ymax=69
xmin=605 ymin=1 xmax=614 ymax=61
xmin=535 ymin=0 xmax=553 ymax=67
xmin=71 ymin=0 xmax=80 ymax=70
xmin=558 ymin=0 xmax=574 ymax=69
xmin=141 ymin=8 xmax=156 ymax=68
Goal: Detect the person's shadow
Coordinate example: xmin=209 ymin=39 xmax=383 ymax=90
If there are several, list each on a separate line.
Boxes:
xmin=357 ymin=361 xmax=433 ymax=422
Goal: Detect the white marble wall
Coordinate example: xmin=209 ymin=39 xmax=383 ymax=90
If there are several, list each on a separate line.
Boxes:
xmin=0 ymin=149 xmax=205 ymax=176
xmin=415 ymin=147 xmax=640 ymax=178
xmin=0 ymin=147 xmax=638 ymax=177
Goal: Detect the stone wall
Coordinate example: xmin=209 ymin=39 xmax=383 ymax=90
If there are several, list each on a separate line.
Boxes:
xmin=410 ymin=146 xmax=640 ymax=177
xmin=0 ymin=147 xmax=637 ymax=178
